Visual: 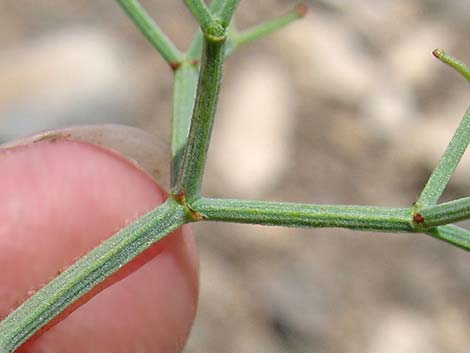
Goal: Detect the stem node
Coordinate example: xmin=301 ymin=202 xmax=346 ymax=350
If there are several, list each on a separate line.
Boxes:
xmin=170 ymin=61 xmax=182 ymax=71
xmin=172 ymin=189 xmax=187 ymax=205
xmin=412 ymin=212 xmax=426 ymax=225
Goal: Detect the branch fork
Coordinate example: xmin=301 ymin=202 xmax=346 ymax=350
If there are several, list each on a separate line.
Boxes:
xmin=1 ymin=2 xmax=469 ymax=352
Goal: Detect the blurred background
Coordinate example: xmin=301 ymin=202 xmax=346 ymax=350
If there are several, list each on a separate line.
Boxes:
xmin=0 ymin=0 xmax=469 ymax=352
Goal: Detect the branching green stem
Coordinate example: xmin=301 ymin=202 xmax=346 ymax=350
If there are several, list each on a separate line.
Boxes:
xmin=192 ymin=197 xmax=413 ymax=232
xmin=171 ymin=0 xmax=234 ymax=184
xmin=426 ymin=225 xmax=470 ymax=250
xmin=193 ymin=198 xmax=470 ymax=250
xmin=116 ymin=0 xmax=182 ymax=66
xmin=210 ymin=0 xmax=229 ymax=14
xmin=183 ymin=0 xmax=213 ymax=29
xmin=2 ymin=4 xmax=470 ymax=352
xmin=171 ymin=63 xmax=199 ymax=186
xmin=186 ymin=0 xmax=229 ymax=60
xmin=420 ymin=197 xmax=470 ymax=228
xmin=228 ymin=4 xmax=307 ymax=55
xmin=417 ymin=107 xmax=470 ymax=206
xmin=175 ymin=37 xmax=226 ymax=200
xmin=183 ymin=0 xmax=225 ymax=40
xmin=187 ymin=31 xmax=205 ymax=61
xmin=216 ymin=0 xmax=240 ymax=28
xmin=0 ymin=199 xmax=187 ymax=353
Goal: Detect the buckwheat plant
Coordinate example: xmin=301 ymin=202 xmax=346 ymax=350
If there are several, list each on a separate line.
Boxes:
xmin=0 ymin=1 xmax=469 ymax=351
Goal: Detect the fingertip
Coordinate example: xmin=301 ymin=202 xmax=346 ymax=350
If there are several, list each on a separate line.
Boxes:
xmin=0 ymin=140 xmax=199 ymax=353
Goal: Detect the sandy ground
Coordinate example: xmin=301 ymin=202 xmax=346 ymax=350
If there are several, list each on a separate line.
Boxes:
xmin=0 ymin=1 xmax=469 ymax=352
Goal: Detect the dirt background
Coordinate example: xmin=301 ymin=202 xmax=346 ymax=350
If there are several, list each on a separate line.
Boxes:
xmin=0 ymin=1 xmax=469 ymax=352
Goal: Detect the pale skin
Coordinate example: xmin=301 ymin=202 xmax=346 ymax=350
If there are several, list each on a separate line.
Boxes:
xmin=0 ymin=140 xmax=199 ymax=353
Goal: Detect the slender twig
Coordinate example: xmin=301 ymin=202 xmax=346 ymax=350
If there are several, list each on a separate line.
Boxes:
xmin=426 ymin=225 xmax=470 ymax=251
xmin=3 ymin=3 xmax=470 ymax=352
xmin=192 ymin=197 xmax=412 ymax=232
xmin=433 ymin=49 xmax=470 ymax=81
xmin=187 ymin=31 xmax=204 ymax=60
xmin=217 ymin=0 xmax=240 ymax=28
xmin=171 ymin=1 xmax=229 ymax=183
xmin=228 ymin=4 xmax=307 ymax=55
xmin=417 ymin=107 xmax=470 ymax=206
xmin=186 ymin=0 xmax=227 ymax=60
xmin=210 ymin=0 xmax=229 ymax=14
xmin=192 ymin=198 xmax=470 ymax=250
xmin=183 ymin=0 xmax=213 ymax=26
xmin=171 ymin=63 xmax=199 ymax=186
xmin=0 ymin=200 xmax=187 ymax=352
xmin=183 ymin=0 xmax=222 ymax=38
xmin=174 ymin=37 xmax=226 ymax=199
xmin=419 ymin=197 xmax=470 ymax=228
xmin=116 ymin=0 xmax=182 ymax=66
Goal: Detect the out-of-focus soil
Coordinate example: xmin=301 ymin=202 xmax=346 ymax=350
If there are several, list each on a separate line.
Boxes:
xmin=0 ymin=1 xmax=468 ymax=352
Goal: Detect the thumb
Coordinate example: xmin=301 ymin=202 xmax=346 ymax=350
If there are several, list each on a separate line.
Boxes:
xmin=0 ymin=139 xmax=199 ymax=353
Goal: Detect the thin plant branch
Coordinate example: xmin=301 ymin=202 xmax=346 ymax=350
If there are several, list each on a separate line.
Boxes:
xmin=183 ymin=0 xmax=221 ymax=37
xmin=433 ymin=48 xmax=470 ymax=81
xmin=0 ymin=200 xmax=187 ymax=352
xmin=420 ymin=197 xmax=470 ymax=228
xmin=117 ymin=0 xmax=182 ymax=66
xmin=174 ymin=37 xmax=226 ymax=200
xmin=192 ymin=198 xmax=470 ymax=250
xmin=171 ymin=63 xmax=199 ymax=186
xmin=217 ymin=0 xmax=240 ymax=28
xmin=228 ymin=4 xmax=307 ymax=55
xmin=192 ymin=197 xmax=413 ymax=232
xmin=2 ymin=3 xmax=470 ymax=352
xmin=417 ymin=107 xmax=470 ymax=206
xmin=171 ymin=1 xmax=231 ymax=184
xmin=426 ymin=224 xmax=470 ymax=250
xmin=186 ymin=0 xmax=230 ymax=60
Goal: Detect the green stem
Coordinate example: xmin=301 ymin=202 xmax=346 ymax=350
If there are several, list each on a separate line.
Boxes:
xmin=426 ymin=225 xmax=470 ymax=251
xmin=192 ymin=197 xmax=413 ymax=232
xmin=210 ymin=0 xmax=230 ymax=14
xmin=229 ymin=4 xmax=307 ymax=55
xmin=175 ymin=37 xmax=226 ymax=200
xmin=171 ymin=63 xmax=199 ymax=186
xmin=433 ymin=49 xmax=470 ymax=81
xmin=217 ymin=0 xmax=240 ymax=28
xmin=116 ymin=0 xmax=182 ymax=66
xmin=0 ymin=200 xmax=187 ymax=353
xmin=187 ymin=31 xmax=204 ymax=60
xmin=186 ymin=0 xmax=227 ymax=60
xmin=171 ymin=0 xmax=230 ymax=183
xmin=183 ymin=0 xmax=224 ymax=39
xmin=419 ymin=197 xmax=470 ymax=228
xmin=417 ymin=107 xmax=470 ymax=206
xmin=193 ymin=198 xmax=470 ymax=250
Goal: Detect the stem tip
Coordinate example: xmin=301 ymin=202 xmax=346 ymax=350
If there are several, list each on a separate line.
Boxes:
xmin=431 ymin=48 xmax=470 ymax=81
xmin=432 ymin=48 xmax=443 ymax=59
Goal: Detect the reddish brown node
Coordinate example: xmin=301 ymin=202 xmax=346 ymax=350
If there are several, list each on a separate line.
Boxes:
xmin=413 ymin=213 xmax=425 ymax=224
xmin=190 ymin=59 xmax=200 ymax=67
xmin=296 ymin=3 xmax=309 ymax=17
xmin=173 ymin=189 xmax=187 ymax=205
xmin=170 ymin=61 xmax=182 ymax=71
